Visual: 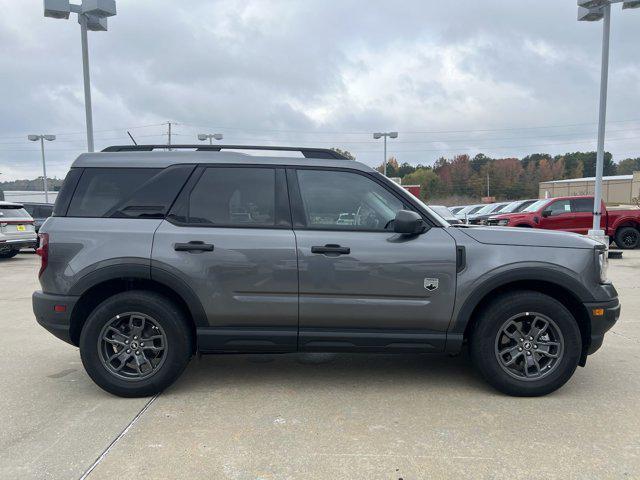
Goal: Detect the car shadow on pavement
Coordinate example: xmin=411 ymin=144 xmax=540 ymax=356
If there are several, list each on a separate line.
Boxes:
xmin=168 ymin=350 xmax=493 ymax=395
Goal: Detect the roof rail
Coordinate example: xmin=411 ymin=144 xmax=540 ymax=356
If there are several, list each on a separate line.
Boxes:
xmin=101 ymin=144 xmax=349 ymax=160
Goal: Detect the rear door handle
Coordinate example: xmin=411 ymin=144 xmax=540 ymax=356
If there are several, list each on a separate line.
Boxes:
xmin=311 ymin=244 xmax=350 ymax=255
xmin=174 ymin=241 xmax=214 ymax=252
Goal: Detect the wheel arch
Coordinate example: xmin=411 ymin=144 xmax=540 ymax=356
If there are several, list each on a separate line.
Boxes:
xmin=68 ymin=265 xmax=207 ymax=349
xmin=453 ymin=269 xmax=593 ymax=365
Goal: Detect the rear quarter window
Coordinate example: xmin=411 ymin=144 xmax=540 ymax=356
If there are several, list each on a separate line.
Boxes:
xmin=66 ymin=166 xmax=194 ymax=219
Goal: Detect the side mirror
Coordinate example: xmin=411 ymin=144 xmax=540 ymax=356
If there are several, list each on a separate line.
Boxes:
xmin=541 ymin=210 xmax=552 ymax=218
xmin=393 ymin=210 xmax=426 ymax=234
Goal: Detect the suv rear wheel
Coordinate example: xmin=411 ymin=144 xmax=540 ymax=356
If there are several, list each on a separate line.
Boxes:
xmin=470 ymin=291 xmax=581 ymax=396
xmin=79 ymin=291 xmax=192 ymax=397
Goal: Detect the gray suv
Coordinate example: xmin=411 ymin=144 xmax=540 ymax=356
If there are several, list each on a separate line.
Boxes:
xmin=32 ymin=145 xmax=620 ymax=398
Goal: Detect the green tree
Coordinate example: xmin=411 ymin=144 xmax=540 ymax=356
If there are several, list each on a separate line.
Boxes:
xmin=617 ymin=157 xmax=640 ymax=175
xmin=330 ymin=148 xmax=355 ymax=160
xmin=402 ymin=168 xmax=441 ymax=200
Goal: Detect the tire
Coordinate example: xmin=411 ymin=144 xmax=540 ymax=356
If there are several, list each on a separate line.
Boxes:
xmin=614 ymin=226 xmax=640 ymax=250
xmin=470 ymin=291 xmax=581 ymax=397
xmin=79 ymin=291 xmax=192 ymax=397
xmin=0 ymin=247 xmax=19 ymax=259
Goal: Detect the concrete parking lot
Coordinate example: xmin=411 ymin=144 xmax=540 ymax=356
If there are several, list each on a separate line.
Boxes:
xmin=1 ymin=252 xmax=639 ymax=479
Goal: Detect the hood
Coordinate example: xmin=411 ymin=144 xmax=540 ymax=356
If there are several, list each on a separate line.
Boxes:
xmin=459 ymin=225 xmax=598 ymax=249
xmin=490 ymin=211 xmax=533 ymax=221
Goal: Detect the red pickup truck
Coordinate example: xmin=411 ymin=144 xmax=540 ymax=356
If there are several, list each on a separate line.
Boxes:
xmin=487 ymin=195 xmax=640 ymax=249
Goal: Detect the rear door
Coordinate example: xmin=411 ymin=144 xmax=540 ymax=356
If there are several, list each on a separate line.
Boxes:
xmin=569 ymin=197 xmax=603 ymax=234
xmin=151 ymin=165 xmax=298 ymax=353
xmin=289 ymin=167 xmax=457 ymax=353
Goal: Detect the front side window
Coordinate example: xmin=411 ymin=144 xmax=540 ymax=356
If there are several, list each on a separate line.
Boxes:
xmin=546 ymin=199 xmax=572 ymax=216
xmin=184 ymin=167 xmax=276 ymax=226
xmin=296 ymin=169 xmax=404 ymax=231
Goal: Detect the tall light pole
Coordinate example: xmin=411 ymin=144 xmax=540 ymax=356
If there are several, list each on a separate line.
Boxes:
xmin=578 ymin=0 xmax=640 ymax=241
xmin=373 ymin=132 xmax=398 ymax=176
xmin=27 ymin=135 xmax=56 ymax=204
xmin=197 ymin=133 xmax=224 ymax=145
xmin=44 ymin=0 xmax=117 ymax=153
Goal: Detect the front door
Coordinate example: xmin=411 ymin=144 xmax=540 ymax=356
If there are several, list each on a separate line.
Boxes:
xmin=289 ymin=168 xmax=457 ymax=353
xmin=151 ymin=166 xmax=298 ymax=352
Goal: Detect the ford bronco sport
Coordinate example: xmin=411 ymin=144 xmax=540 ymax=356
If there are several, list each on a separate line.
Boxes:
xmin=32 ymin=145 xmax=620 ymax=397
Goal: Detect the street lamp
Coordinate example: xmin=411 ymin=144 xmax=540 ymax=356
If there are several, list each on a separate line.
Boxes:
xmin=27 ymin=135 xmax=56 ymax=204
xmin=197 ymin=133 xmax=224 ymax=145
xmin=372 ymin=131 xmax=398 ymax=176
xmin=44 ymin=0 xmax=117 ymax=153
xmin=577 ymin=0 xmax=639 ymax=242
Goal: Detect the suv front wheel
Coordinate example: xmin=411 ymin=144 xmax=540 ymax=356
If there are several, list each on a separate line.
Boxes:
xmin=79 ymin=291 xmax=192 ymax=397
xmin=470 ymin=291 xmax=582 ymax=397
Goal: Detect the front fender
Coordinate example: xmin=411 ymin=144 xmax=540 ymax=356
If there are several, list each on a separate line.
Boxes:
xmin=449 ymin=263 xmax=596 ymax=337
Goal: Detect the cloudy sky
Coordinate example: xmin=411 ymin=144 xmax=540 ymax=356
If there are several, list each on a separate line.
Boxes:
xmin=0 ymin=0 xmax=639 ymax=180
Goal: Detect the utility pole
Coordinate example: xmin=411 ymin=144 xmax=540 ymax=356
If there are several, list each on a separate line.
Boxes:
xmin=486 ymin=172 xmax=490 ymax=197
xmin=167 ymin=122 xmax=172 ymax=148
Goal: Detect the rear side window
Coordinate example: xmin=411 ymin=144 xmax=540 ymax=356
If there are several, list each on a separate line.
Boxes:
xmin=571 ymin=198 xmax=594 ymax=213
xmin=175 ymin=167 xmax=277 ymax=226
xmin=0 ymin=206 xmax=30 ymax=219
xmin=53 ymin=168 xmax=83 ymax=217
xmin=66 ymin=166 xmax=194 ymax=218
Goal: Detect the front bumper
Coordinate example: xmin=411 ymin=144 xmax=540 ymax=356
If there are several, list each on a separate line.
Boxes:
xmin=32 ymin=291 xmax=79 ymax=346
xmin=584 ymin=297 xmax=620 ymax=355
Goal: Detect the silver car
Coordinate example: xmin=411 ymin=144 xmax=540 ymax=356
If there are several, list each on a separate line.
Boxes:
xmin=0 ymin=201 xmax=37 ymax=258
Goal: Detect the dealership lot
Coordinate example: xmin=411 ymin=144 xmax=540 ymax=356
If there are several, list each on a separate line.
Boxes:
xmin=1 ymin=252 xmax=639 ymax=479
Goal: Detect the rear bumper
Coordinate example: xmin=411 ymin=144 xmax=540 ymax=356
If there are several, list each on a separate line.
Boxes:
xmin=32 ymin=291 xmax=79 ymax=346
xmin=584 ymin=298 xmax=620 ymax=355
xmin=0 ymin=236 xmax=38 ymax=249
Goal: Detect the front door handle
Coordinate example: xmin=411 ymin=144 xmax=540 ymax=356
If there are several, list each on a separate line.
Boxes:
xmin=311 ymin=244 xmax=350 ymax=255
xmin=174 ymin=241 xmax=214 ymax=252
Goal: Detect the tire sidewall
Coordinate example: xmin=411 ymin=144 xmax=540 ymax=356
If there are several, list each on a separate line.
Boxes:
xmin=615 ymin=227 xmax=639 ymax=250
xmin=79 ymin=291 xmax=191 ymax=397
xmin=471 ymin=292 xmax=582 ymax=397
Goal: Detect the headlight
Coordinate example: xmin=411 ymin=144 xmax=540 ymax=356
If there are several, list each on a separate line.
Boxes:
xmin=596 ymin=247 xmax=609 ymax=283
xmin=497 ymin=219 xmax=509 ymax=226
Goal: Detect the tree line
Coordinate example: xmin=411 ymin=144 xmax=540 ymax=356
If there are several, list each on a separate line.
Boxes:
xmin=365 ymin=151 xmax=640 ymax=202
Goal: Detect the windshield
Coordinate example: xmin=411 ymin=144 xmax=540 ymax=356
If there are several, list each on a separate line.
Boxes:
xmin=430 ymin=205 xmax=455 ymax=220
xmin=467 ymin=205 xmax=485 ymax=215
xmin=500 ymin=201 xmax=523 ymax=213
xmin=522 ymin=199 xmax=550 ymax=213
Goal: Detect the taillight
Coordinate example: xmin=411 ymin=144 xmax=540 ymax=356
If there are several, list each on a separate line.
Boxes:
xmin=36 ymin=233 xmax=49 ymax=278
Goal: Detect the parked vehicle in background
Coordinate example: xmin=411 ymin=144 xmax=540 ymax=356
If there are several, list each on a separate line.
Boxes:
xmin=33 ymin=145 xmax=619 ymax=398
xmin=498 ymin=199 xmax=538 ymax=215
xmin=487 ymin=195 xmax=640 ymax=249
xmin=22 ymin=203 xmax=54 ymax=232
xmin=467 ymin=202 xmax=510 ymax=225
xmin=429 ymin=205 xmax=462 ymax=224
xmin=455 ymin=204 xmax=484 ymax=222
xmin=449 ymin=206 xmax=464 ymax=215
xmin=0 ymin=201 xmax=37 ymax=258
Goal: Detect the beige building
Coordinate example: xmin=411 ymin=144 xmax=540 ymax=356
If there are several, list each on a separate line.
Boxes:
xmin=539 ymin=171 xmax=640 ymax=205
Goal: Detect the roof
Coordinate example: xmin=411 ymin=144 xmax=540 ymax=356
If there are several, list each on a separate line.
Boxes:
xmin=541 ymin=174 xmax=633 ymax=184
xmin=71 ymin=151 xmax=374 ymax=172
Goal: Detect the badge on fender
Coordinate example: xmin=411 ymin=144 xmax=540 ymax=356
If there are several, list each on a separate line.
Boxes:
xmin=424 ymin=278 xmax=439 ymax=291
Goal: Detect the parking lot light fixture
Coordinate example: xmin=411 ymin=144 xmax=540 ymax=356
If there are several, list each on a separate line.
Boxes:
xmin=27 ymin=134 xmax=56 ymax=204
xmin=43 ymin=0 xmax=117 ymax=153
xmin=577 ymin=0 xmax=638 ymax=241
xmin=197 ymin=133 xmax=224 ymax=145
xmin=372 ymin=132 xmax=399 ymax=176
